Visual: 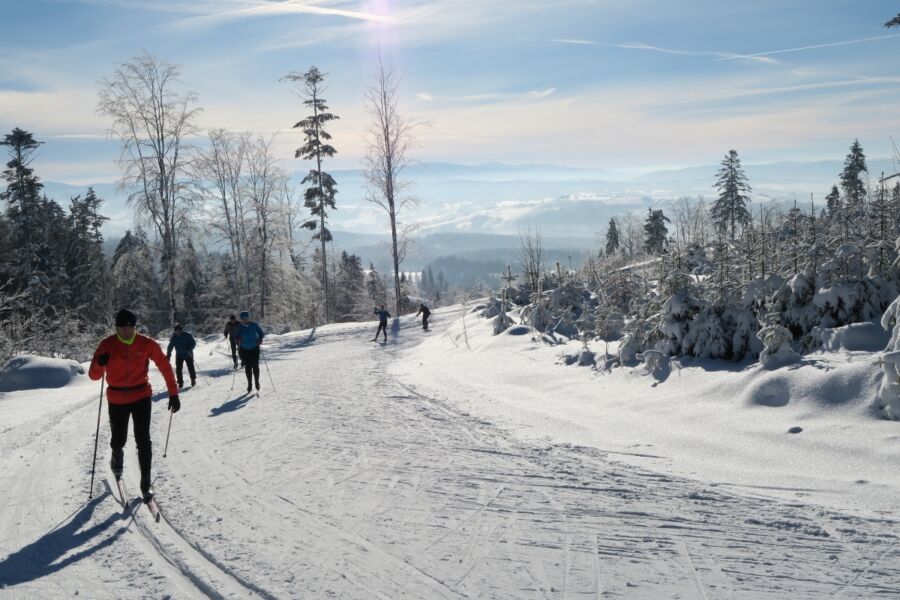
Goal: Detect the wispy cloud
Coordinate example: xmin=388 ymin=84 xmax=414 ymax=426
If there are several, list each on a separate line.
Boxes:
xmin=423 ymin=88 xmax=557 ymax=104
xmin=717 ymin=34 xmax=900 ymax=62
xmin=651 ymin=76 xmax=900 ymax=108
xmin=552 ymin=39 xmax=780 ymax=64
xmin=550 ymin=39 xmax=597 ymax=46
xmin=416 ymin=93 xmax=434 ymax=101
xmin=171 ymin=0 xmax=397 ymax=30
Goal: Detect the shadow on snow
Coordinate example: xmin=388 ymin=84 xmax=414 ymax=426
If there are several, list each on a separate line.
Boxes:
xmin=0 ymin=489 xmax=130 ymax=588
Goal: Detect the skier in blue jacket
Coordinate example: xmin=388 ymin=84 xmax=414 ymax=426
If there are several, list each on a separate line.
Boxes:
xmin=372 ymin=305 xmax=390 ymax=342
xmin=166 ymin=323 xmax=197 ymax=388
xmin=235 ymin=311 xmax=264 ymax=392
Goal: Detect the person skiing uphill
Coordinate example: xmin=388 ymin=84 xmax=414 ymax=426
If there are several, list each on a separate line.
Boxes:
xmin=223 ymin=314 xmax=240 ymax=369
xmin=167 ymin=323 xmax=197 ymax=388
xmin=373 ymin=304 xmax=390 ymax=342
xmin=415 ymin=303 xmax=431 ymax=331
xmin=88 ymin=309 xmax=180 ymax=502
xmin=235 ymin=310 xmax=264 ymax=393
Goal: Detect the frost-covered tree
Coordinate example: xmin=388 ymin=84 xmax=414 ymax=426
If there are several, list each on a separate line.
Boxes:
xmin=1 ymin=128 xmax=44 ymax=295
xmin=605 ymin=217 xmax=620 ymax=255
xmin=825 ymin=185 xmax=841 ymax=221
xmin=284 ymin=66 xmax=339 ymax=322
xmin=643 ymin=208 xmax=670 ymax=255
xmin=839 ymin=139 xmax=867 ymax=217
xmin=111 ymin=228 xmax=163 ymax=330
xmin=98 ymin=52 xmax=200 ymax=327
xmin=66 ymin=188 xmax=110 ymax=323
xmin=363 ymin=59 xmax=417 ymax=317
xmin=711 ymin=149 xmax=752 ymax=240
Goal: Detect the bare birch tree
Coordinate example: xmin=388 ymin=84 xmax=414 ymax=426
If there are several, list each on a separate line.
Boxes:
xmin=363 ymin=60 xmax=416 ymax=316
xmin=98 ymin=51 xmax=199 ymax=325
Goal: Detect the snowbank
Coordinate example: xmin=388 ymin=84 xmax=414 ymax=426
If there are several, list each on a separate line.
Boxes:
xmin=0 ymin=355 xmax=84 ymax=392
xmin=394 ymin=306 xmax=900 ymax=515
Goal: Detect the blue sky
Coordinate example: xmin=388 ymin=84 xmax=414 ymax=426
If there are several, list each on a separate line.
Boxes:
xmin=1 ymin=0 xmax=899 ymax=184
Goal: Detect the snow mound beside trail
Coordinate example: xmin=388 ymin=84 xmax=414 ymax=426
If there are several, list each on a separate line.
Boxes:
xmin=0 ymin=355 xmax=85 ymax=392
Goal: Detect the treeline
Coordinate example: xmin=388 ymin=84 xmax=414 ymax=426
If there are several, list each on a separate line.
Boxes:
xmin=492 ymin=141 xmax=900 ymax=367
xmin=0 ymin=52 xmax=424 ymax=363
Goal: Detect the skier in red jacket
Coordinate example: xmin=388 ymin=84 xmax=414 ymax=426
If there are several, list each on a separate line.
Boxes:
xmin=89 ymin=309 xmax=180 ymax=502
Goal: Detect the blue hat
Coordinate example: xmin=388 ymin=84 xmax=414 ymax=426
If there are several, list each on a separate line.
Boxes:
xmin=239 ymin=311 xmax=250 ymax=319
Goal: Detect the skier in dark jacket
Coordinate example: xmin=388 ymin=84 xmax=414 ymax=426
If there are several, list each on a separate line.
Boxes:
xmin=89 ymin=309 xmax=179 ymax=502
xmin=167 ymin=323 xmax=197 ymax=388
xmin=415 ymin=303 xmax=431 ymax=331
xmin=224 ymin=314 xmax=241 ymax=369
xmin=235 ymin=310 xmax=264 ymax=392
xmin=372 ymin=305 xmax=391 ymax=342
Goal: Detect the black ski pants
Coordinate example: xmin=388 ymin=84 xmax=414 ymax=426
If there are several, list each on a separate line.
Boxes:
xmin=422 ymin=314 xmax=429 ymax=330
xmin=239 ymin=347 xmax=260 ymax=386
xmin=375 ymin=321 xmax=388 ymax=340
xmin=229 ymin=339 xmax=239 ymax=367
xmin=175 ymin=355 xmax=196 ymax=386
xmin=108 ymin=397 xmax=152 ymax=483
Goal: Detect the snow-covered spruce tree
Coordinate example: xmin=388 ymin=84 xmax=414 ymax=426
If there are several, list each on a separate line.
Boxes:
xmin=839 ymin=139 xmax=867 ymax=232
xmin=757 ymin=323 xmax=800 ymax=369
xmin=655 ymin=269 xmax=705 ymax=356
xmin=877 ymin=293 xmax=900 ymax=420
xmin=176 ymin=238 xmax=206 ymax=328
xmin=643 ymin=208 xmax=670 ymax=255
xmin=111 ymin=228 xmax=165 ymax=332
xmin=605 ymin=218 xmax=620 ymax=255
xmin=66 ymin=188 xmax=110 ymax=325
xmin=825 ymin=185 xmax=841 ymax=222
xmin=711 ymin=149 xmax=752 ymax=241
xmin=284 ymin=66 xmax=339 ymax=323
xmin=333 ymin=251 xmax=365 ymax=322
xmin=1 ymin=128 xmax=44 ymax=297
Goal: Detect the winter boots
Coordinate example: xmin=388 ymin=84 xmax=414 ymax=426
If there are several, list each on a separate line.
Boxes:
xmin=140 ymin=476 xmax=154 ymax=502
xmin=110 ymin=448 xmax=124 ymax=480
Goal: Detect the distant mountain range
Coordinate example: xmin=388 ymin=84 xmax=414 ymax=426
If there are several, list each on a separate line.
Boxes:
xmin=49 ymin=157 xmax=900 ymax=272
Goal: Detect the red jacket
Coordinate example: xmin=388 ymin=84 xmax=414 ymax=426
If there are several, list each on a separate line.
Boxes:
xmin=89 ymin=334 xmax=179 ymax=405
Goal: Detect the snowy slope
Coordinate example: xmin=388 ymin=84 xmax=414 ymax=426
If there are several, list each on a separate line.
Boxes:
xmin=1 ymin=306 xmax=899 ymax=598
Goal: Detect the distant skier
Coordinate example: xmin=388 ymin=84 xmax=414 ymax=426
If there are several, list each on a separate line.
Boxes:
xmin=223 ymin=314 xmax=240 ymax=369
xmin=166 ymin=323 xmax=197 ymax=388
xmin=235 ymin=310 xmax=264 ymax=393
xmin=372 ymin=305 xmax=391 ymax=342
xmin=415 ymin=303 xmax=431 ymax=331
xmin=89 ymin=309 xmax=180 ymax=502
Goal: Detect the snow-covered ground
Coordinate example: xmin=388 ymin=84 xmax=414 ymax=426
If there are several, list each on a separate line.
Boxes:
xmin=1 ymin=305 xmax=898 ymax=598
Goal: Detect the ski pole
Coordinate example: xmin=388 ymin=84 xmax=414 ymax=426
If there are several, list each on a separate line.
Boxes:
xmin=261 ymin=348 xmax=277 ymax=394
xmin=88 ymin=373 xmax=105 ymax=500
xmin=162 ymin=409 xmax=174 ymax=458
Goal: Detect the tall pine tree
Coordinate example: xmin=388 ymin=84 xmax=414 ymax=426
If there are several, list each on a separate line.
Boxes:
xmin=711 ymin=149 xmax=752 ymax=240
xmin=284 ymin=66 xmax=339 ymax=323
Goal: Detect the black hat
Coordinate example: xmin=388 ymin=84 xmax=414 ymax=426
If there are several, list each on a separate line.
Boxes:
xmin=229 ymin=314 xmax=236 ymax=320
xmin=174 ymin=323 xmax=183 ymax=331
xmin=115 ymin=309 xmax=137 ymax=327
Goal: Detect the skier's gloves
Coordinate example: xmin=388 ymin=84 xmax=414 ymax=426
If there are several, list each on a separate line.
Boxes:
xmin=96 ymin=353 xmax=110 ymax=366
xmin=168 ymin=394 xmax=181 ymax=413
